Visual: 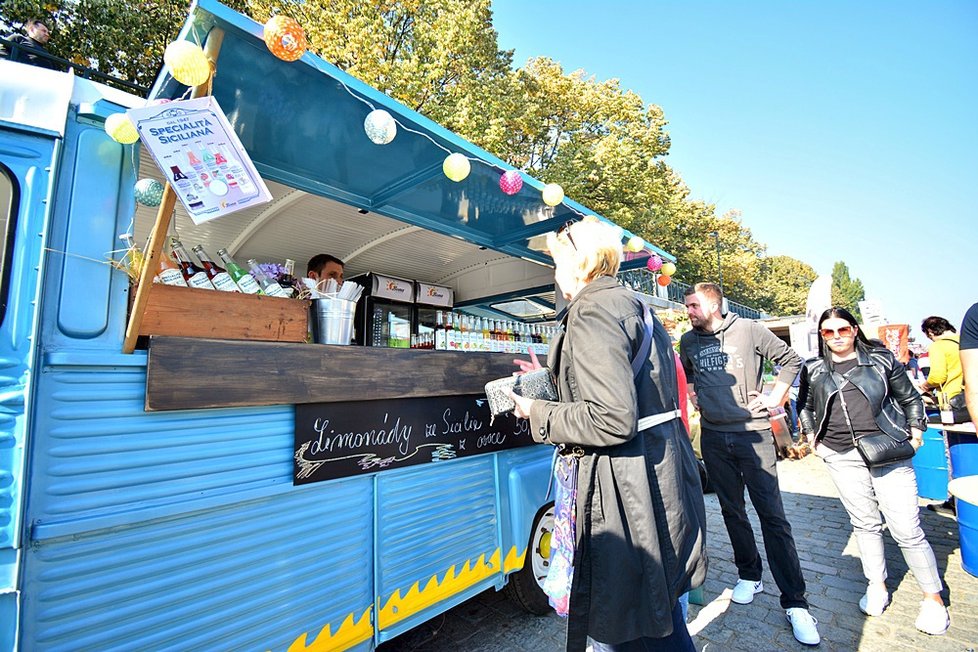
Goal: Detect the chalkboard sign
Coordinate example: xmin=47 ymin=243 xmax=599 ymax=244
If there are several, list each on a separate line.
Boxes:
xmin=294 ymin=394 xmax=538 ymax=484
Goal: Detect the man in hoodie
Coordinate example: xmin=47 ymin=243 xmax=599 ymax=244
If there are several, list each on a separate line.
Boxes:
xmin=680 ymin=282 xmax=820 ymax=646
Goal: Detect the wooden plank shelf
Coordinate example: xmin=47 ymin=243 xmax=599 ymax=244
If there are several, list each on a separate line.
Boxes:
xmin=146 ymin=336 xmax=540 ymax=411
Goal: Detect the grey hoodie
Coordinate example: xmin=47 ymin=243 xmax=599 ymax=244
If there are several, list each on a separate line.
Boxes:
xmin=680 ymin=312 xmax=802 ymax=432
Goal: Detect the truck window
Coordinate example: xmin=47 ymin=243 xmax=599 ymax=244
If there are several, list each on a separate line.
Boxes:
xmin=0 ymin=167 xmax=15 ymax=324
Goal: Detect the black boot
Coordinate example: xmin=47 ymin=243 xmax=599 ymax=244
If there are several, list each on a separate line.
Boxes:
xmin=926 ymin=498 xmax=956 ymax=516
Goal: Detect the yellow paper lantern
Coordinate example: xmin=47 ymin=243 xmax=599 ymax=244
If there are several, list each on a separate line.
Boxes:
xmin=443 ymin=153 xmax=471 ymax=182
xmin=164 ymin=40 xmax=211 ymax=87
xmin=542 ymin=183 xmax=564 ymax=206
xmin=661 ymin=261 xmax=677 ymax=277
xmin=104 ymin=113 xmax=139 ymax=144
xmin=625 ymin=236 xmax=645 ymax=252
xmin=263 ymin=15 xmax=307 ymax=62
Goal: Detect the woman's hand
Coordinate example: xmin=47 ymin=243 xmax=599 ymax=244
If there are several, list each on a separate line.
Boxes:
xmin=910 ymin=427 xmax=924 ymax=450
xmin=512 ymin=348 xmax=542 ymax=375
xmin=508 ymin=390 xmax=534 ymax=419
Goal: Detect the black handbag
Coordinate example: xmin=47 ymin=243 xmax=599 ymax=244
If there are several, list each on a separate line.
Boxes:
xmin=852 ymin=430 xmax=915 ymax=468
xmin=836 ymin=373 xmax=915 ymax=468
xmin=943 ymin=392 xmax=971 ymax=424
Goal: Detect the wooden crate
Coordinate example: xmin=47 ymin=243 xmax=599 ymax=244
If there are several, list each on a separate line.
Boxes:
xmin=135 ymin=283 xmax=310 ymax=343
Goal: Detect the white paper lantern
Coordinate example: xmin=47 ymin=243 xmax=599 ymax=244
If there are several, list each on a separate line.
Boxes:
xmin=364 ymin=109 xmax=397 ymax=145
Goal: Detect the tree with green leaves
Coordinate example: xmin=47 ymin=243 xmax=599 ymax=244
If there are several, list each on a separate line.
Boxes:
xmin=0 ymin=1 xmax=224 ymax=89
xmin=755 ymin=255 xmax=819 ymax=316
xmin=0 ymin=0 xmax=830 ymax=315
xmin=831 ymin=261 xmax=865 ymax=320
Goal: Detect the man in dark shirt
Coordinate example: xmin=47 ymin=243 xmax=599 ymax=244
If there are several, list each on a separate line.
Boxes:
xmin=960 ymin=302 xmax=978 ymax=423
xmin=306 ymin=253 xmax=345 ymax=288
xmin=1 ymin=18 xmax=56 ymax=70
xmin=681 ymin=282 xmax=820 ymax=645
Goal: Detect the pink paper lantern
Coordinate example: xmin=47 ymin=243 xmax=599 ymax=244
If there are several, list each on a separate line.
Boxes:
xmin=499 ymin=170 xmax=523 ymax=195
xmin=646 ymin=254 xmax=663 ymax=272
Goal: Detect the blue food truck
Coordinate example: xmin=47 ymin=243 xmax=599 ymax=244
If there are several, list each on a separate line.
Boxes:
xmin=0 ymin=2 xmax=674 ymax=650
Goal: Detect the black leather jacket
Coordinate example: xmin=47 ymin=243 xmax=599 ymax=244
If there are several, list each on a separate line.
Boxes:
xmin=798 ymin=343 xmax=926 ymax=442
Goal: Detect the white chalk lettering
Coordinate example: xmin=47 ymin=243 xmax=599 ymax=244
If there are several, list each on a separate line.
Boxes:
xmin=309 ymin=413 xmax=413 ymax=456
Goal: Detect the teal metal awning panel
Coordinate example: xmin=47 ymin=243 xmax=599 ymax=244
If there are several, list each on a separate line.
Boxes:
xmin=149 ymin=0 xmax=675 ymax=263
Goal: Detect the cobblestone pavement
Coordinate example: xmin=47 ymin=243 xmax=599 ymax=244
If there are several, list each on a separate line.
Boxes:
xmin=379 ymin=454 xmax=978 ymax=651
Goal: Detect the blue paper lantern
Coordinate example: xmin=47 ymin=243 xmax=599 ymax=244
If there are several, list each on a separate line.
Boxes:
xmin=135 ymin=178 xmax=164 ymax=207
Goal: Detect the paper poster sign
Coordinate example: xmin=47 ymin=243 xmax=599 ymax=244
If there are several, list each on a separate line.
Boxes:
xmin=879 ymin=323 xmax=909 ymax=363
xmin=859 ymin=299 xmax=885 ymax=326
xmin=293 ymin=394 xmax=536 ymax=485
xmin=128 ymin=97 xmax=271 ymax=224
xmin=789 ymin=321 xmax=818 ymax=361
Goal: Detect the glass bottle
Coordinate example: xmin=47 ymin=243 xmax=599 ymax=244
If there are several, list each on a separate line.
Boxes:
xmin=216 ymin=248 xmax=262 ymax=294
xmin=279 ymin=258 xmax=297 ymax=297
xmin=481 ymin=318 xmax=491 ymax=352
xmin=155 ymin=246 xmax=187 ymax=287
xmin=169 ymin=237 xmax=214 ymax=289
xmin=119 ymin=233 xmax=145 ymax=281
xmin=445 ymin=311 xmax=458 ymax=351
xmin=435 ymin=310 xmax=447 ymax=350
xmin=192 ymin=245 xmax=239 ymax=292
xmin=246 ymin=259 xmax=289 ymax=297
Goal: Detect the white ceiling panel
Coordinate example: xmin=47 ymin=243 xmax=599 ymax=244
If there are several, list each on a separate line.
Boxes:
xmin=131 ymin=149 xmax=552 ymax=297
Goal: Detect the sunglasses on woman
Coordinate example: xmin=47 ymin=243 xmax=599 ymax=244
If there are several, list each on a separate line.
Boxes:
xmin=820 ymin=326 xmax=854 ymax=339
xmin=557 ymin=219 xmax=578 ymax=250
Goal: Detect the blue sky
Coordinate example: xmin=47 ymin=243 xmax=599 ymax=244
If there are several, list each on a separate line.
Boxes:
xmin=492 ymin=0 xmax=977 ymax=336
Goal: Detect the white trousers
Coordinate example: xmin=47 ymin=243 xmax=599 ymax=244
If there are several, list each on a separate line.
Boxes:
xmin=816 ymin=444 xmax=944 ymax=594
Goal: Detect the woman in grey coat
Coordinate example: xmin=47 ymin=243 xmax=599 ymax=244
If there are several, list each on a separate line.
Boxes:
xmin=511 ymin=217 xmax=707 ymax=651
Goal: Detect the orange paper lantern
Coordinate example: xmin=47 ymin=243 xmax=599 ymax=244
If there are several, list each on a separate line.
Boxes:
xmin=264 ymin=15 xmax=307 ymax=62
xmin=657 ymin=274 xmax=672 ymax=287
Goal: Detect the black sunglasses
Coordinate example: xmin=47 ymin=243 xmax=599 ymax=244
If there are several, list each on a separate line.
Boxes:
xmin=557 ymin=220 xmax=578 ymax=250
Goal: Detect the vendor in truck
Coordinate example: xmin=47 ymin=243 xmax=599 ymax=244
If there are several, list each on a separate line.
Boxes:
xmin=307 ymin=253 xmax=345 ymax=288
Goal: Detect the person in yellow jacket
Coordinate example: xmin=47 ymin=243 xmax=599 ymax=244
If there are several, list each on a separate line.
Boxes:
xmin=920 ymin=316 xmax=963 ymax=399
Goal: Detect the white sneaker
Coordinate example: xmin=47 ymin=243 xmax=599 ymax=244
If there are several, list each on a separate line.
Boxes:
xmin=915 ymin=599 xmax=950 ymax=635
xmin=858 ymin=583 xmax=890 ymax=616
xmin=731 ymin=579 xmax=763 ymax=604
xmin=786 ymin=607 xmax=821 ymax=645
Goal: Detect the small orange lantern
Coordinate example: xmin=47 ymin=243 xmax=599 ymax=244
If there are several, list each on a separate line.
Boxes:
xmin=657 ymin=274 xmax=672 ymax=287
xmin=263 ymin=15 xmax=307 ymax=62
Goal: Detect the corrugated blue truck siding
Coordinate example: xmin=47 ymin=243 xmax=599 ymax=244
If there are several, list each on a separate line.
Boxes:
xmin=374 ymin=456 xmax=502 ymax=641
xmin=22 ymin=365 xmax=374 ymax=651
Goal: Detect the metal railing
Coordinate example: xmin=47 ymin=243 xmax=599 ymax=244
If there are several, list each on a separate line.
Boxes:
xmin=1 ymin=36 xmax=149 ymax=96
xmin=618 ymin=269 xmax=765 ymax=320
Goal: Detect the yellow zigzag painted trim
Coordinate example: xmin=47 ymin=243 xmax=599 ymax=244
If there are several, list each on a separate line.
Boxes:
xmin=286 ymin=607 xmax=372 ymax=652
xmin=378 ymin=548 xmax=501 ymax=629
xmin=503 ymin=545 xmax=527 ymax=574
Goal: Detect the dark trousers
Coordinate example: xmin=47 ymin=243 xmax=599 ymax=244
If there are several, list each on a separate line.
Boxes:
xmin=701 ymin=428 xmax=809 ymax=609
xmin=589 ymin=602 xmax=694 ymax=652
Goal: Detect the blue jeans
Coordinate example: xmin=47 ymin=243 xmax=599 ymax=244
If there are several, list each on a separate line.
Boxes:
xmin=589 ymin=602 xmax=694 ymax=652
xmin=701 ymin=428 xmax=809 ymax=609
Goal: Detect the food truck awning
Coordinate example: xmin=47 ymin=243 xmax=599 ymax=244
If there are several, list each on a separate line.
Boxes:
xmin=147 ymin=0 xmax=674 ymax=283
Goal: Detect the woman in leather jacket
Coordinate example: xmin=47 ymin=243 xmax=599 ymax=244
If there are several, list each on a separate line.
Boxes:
xmin=798 ymin=307 xmax=949 ymax=636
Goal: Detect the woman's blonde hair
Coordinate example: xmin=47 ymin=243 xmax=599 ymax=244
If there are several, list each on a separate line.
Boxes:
xmin=546 ymin=215 xmax=623 ymax=283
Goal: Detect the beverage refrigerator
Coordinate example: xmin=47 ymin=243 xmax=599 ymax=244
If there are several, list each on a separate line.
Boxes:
xmin=415 ymin=281 xmax=454 ymax=344
xmin=351 ymin=273 xmax=416 ymax=347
